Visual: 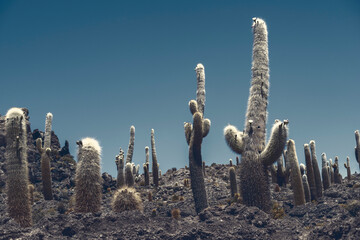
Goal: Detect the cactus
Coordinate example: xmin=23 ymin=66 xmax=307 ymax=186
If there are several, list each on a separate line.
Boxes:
xmin=184 ymin=63 xmax=211 ymax=213
xmin=299 ymin=163 xmax=306 ymax=176
xmin=151 ymin=129 xmax=159 ymax=187
xmin=125 ymin=162 xmax=134 ymax=187
xmin=115 ymin=148 xmax=125 ymax=188
xmin=236 ymin=156 xmax=240 ymax=166
xmin=35 ymin=112 xmax=54 ymax=200
xmin=223 ymin=18 xmax=288 ymax=212
xmin=332 ymin=156 xmax=342 ymax=184
xmin=126 ymin=126 xmax=135 ymax=164
xmin=321 ymin=153 xmax=331 ymax=190
xmin=329 ymin=158 xmax=335 ymax=184
xmin=344 ymin=156 xmax=351 ymax=181
xmin=355 ymin=130 xmax=360 ymax=169
xmin=5 ymin=108 xmax=32 ymax=227
xmin=112 ymin=187 xmax=143 ymax=212
xmin=229 ymin=167 xmax=238 ymax=197
xmin=229 ymin=159 xmax=233 ymax=166
xmin=270 ymin=164 xmax=277 ymax=184
xmin=75 ymin=138 xmax=102 ymax=213
xmin=304 ymin=144 xmax=317 ymax=201
xmin=283 ymin=150 xmax=291 ymax=185
xmin=276 ymin=156 xmax=286 ymax=187
xmin=287 ymin=140 xmax=305 ymax=206
xmin=309 ymin=140 xmax=322 ymax=198
xmin=143 ymin=146 xmax=150 ymax=186
xmin=302 ymin=175 xmax=311 ymax=203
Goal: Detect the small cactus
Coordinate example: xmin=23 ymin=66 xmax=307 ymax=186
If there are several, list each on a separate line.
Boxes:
xmin=236 ymin=156 xmax=240 ymax=166
xmin=36 ymin=113 xmax=54 ymax=200
xmin=5 ymin=108 xmax=32 ymax=227
xmin=115 ymin=148 xmax=125 ymax=188
xmin=355 ymin=130 xmax=360 ymax=169
xmin=75 ymin=138 xmax=102 ymax=213
xmin=276 ymin=156 xmax=286 ymax=187
xmin=302 ymin=175 xmax=311 ymax=203
xmin=151 ymin=129 xmax=159 ymax=187
xmin=309 ymin=140 xmax=322 ymax=198
xmin=125 ymin=162 xmax=134 ymax=187
xmin=287 ymin=140 xmax=305 ymax=206
xmin=332 ymin=156 xmax=342 ymax=184
xmin=321 ymin=153 xmax=331 ymax=190
xmin=112 ymin=187 xmax=143 ymax=212
xmin=304 ymin=144 xmax=317 ymax=201
xmin=344 ymin=156 xmax=351 ymax=181
xmin=329 ymin=158 xmax=335 ymax=184
xmin=229 ymin=167 xmax=237 ymax=197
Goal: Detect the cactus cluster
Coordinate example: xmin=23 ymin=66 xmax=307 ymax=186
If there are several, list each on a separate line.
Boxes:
xmin=224 ymin=18 xmax=288 ymax=212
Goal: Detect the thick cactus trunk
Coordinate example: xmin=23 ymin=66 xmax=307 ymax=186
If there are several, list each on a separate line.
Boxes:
xmin=344 ymin=157 xmax=351 ymax=181
xmin=288 ymin=140 xmax=305 ymax=206
xmin=151 ymin=129 xmax=159 ymax=187
xmin=355 ymin=130 xmax=360 ymax=169
xmin=5 ymin=108 xmax=32 ymax=227
xmin=75 ymin=138 xmax=102 ymax=213
xmin=304 ymin=144 xmax=317 ymax=201
xmin=321 ymin=153 xmax=331 ymax=190
xmin=115 ymin=148 xmax=125 ymax=188
xmin=225 ymin=18 xmax=288 ymax=212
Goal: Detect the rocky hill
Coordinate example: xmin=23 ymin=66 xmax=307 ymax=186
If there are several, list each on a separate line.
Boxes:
xmin=0 ymin=110 xmax=360 ymax=239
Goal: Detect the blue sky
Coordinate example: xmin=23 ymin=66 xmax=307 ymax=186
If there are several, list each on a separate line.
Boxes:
xmin=0 ymin=0 xmax=359 ymax=177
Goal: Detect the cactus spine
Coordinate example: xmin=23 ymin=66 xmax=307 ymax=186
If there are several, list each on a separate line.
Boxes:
xmin=287 ymin=140 xmax=305 ymax=206
xmin=355 ymin=130 xmax=360 ymax=169
xmin=229 ymin=167 xmax=238 ymax=197
xmin=321 ymin=153 xmax=331 ymax=190
xmin=184 ymin=63 xmax=210 ymax=213
xmin=75 ymin=138 xmax=102 ymax=212
xmin=309 ymin=140 xmax=322 ymax=198
xmin=115 ymin=148 xmax=125 ymax=188
xmin=151 ymin=129 xmax=159 ymax=187
xmin=5 ymin=108 xmax=32 ymax=227
xmin=344 ymin=156 xmax=351 ymax=181
xmin=223 ymin=18 xmax=288 ymax=212
xmin=304 ymin=144 xmax=317 ymax=201
xmin=36 ymin=112 xmax=53 ymax=200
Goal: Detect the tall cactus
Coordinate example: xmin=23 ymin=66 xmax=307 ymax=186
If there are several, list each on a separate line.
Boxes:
xmin=355 ymin=130 xmax=360 ymax=169
xmin=151 ymin=129 xmax=159 ymax=187
xmin=184 ymin=63 xmax=211 ymax=213
xmin=125 ymin=162 xmax=134 ymax=187
xmin=304 ymin=144 xmax=317 ymax=201
xmin=115 ymin=148 xmax=125 ymax=188
xmin=309 ymin=140 xmax=322 ymax=198
xmin=277 ymin=156 xmax=286 ymax=187
xmin=126 ymin=126 xmax=135 ymax=164
xmin=36 ymin=112 xmax=53 ymax=200
xmin=144 ymin=146 xmax=150 ymax=186
xmin=75 ymin=138 xmax=102 ymax=213
xmin=223 ymin=18 xmax=288 ymax=212
xmin=5 ymin=108 xmax=32 ymax=227
xmin=321 ymin=153 xmax=331 ymax=190
xmin=329 ymin=158 xmax=335 ymax=184
xmin=344 ymin=156 xmax=351 ymax=181
xmin=287 ymin=140 xmax=305 ymax=206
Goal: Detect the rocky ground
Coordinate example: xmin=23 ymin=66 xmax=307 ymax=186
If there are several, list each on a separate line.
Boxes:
xmin=0 ymin=111 xmax=360 ymax=239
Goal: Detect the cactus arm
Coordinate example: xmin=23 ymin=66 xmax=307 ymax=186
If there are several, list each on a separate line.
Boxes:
xmin=184 ymin=122 xmax=192 ymax=145
xmin=36 ymin=138 xmax=44 ymax=154
xmin=224 ymin=125 xmax=245 ymax=154
xmin=260 ymin=120 xmax=288 ymax=166
xmin=195 ymin=63 xmax=205 ymax=115
xmin=44 ymin=113 xmax=53 ymax=149
xmin=202 ymin=118 xmax=211 ymax=138
xmin=189 ymin=100 xmax=198 ymax=115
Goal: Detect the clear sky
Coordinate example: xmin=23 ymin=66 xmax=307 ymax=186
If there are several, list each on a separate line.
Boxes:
xmin=1 ymin=0 xmax=359 ymax=177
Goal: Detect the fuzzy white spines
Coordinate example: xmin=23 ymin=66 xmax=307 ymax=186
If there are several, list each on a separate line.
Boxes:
xmin=6 ymin=107 xmax=24 ymax=118
xmin=80 ymin=137 xmax=102 ymax=155
xmin=5 ymin=107 xmax=32 ymax=227
xmin=321 ymin=153 xmax=327 ymax=168
xmin=126 ymin=126 xmax=135 ymax=164
xmin=75 ymin=137 xmax=102 ymax=212
xmin=224 ymin=125 xmax=244 ymax=154
xmin=44 ymin=112 xmax=53 ymax=149
xmin=195 ymin=63 xmax=205 ymax=115
xmin=260 ymin=120 xmax=289 ymax=166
